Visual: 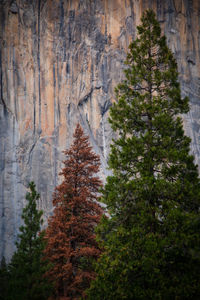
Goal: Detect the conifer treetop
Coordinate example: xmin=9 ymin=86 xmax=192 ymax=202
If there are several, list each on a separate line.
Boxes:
xmin=44 ymin=123 xmax=103 ymax=299
xmin=8 ymin=182 xmax=51 ymax=300
xmin=87 ymin=10 xmax=200 ymax=300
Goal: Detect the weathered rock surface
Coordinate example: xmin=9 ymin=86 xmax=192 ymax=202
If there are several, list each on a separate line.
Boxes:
xmin=0 ymin=0 xmax=200 ymax=261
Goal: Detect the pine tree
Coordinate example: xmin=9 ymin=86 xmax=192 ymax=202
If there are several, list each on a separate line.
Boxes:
xmin=88 ymin=10 xmax=200 ymax=300
xmin=0 ymin=257 xmax=9 ymax=300
xmin=44 ymin=123 xmax=103 ymax=299
xmin=8 ymin=182 xmax=51 ymax=300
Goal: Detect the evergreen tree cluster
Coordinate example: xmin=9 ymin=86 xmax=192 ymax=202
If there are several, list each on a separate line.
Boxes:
xmin=0 ymin=126 xmax=103 ymax=300
xmin=0 ymin=182 xmax=51 ymax=300
xmin=1 ymin=9 xmax=200 ymax=300
xmin=88 ymin=10 xmax=200 ymax=300
xmin=0 ymin=256 xmax=9 ymax=300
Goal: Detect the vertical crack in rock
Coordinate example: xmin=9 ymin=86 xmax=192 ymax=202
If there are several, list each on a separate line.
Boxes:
xmin=0 ymin=48 xmax=3 ymax=106
xmin=38 ymin=0 xmax=41 ymax=134
xmin=101 ymin=115 xmax=107 ymax=160
xmin=33 ymin=8 xmax=37 ymax=136
xmin=27 ymin=137 xmax=39 ymax=166
xmin=53 ymin=62 xmax=58 ymax=187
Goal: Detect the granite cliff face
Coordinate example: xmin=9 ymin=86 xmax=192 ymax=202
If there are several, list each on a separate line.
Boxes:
xmin=0 ymin=0 xmax=200 ymax=261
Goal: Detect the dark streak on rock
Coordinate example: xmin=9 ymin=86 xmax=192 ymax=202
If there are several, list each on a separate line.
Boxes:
xmin=56 ymin=58 xmax=61 ymax=122
xmin=0 ymin=13 xmax=5 ymax=254
xmin=101 ymin=56 xmax=108 ymax=93
xmin=0 ymin=49 xmax=4 ymax=108
xmin=187 ymin=57 xmax=195 ymax=65
xmin=59 ymin=0 xmax=66 ymax=61
xmin=66 ymin=63 xmax=70 ymax=74
xmin=53 ymin=63 xmax=56 ymax=129
xmin=53 ymin=62 xmax=58 ymax=187
xmin=10 ymin=1 xmax=18 ymax=14
xmin=38 ymin=0 xmax=41 ymax=133
xmin=32 ymin=5 xmax=37 ymax=136
xmin=100 ymin=100 xmax=112 ymax=117
xmin=27 ymin=140 xmax=37 ymax=165
xmin=69 ymin=10 xmax=75 ymax=20
xmin=13 ymin=48 xmax=17 ymax=122
xmin=78 ymin=86 xmax=102 ymax=107
xmin=78 ymin=90 xmax=93 ymax=107
xmin=33 ymin=92 xmax=36 ymax=136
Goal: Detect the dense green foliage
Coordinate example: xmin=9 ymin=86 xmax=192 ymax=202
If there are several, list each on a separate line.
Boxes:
xmin=0 ymin=257 xmax=9 ymax=300
xmin=88 ymin=10 xmax=200 ymax=300
xmin=7 ymin=182 xmax=52 ymax=300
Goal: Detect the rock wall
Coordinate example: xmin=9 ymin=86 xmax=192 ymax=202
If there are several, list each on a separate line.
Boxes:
xmin=0 ymin=0 xmax=200 ymax=261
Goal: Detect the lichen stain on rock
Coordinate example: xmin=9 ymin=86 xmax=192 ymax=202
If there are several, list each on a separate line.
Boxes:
xmin=0 ymin=0 xmax=200 ymax=261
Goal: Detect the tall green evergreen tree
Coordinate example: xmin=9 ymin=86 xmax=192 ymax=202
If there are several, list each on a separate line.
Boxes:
xmin=8 ymin=182 xmax=51 ymax=300
xmin=88 ymin=10 xmax=200 ymax=300
xmin=0 ymin=257 xmax=9 ymax=300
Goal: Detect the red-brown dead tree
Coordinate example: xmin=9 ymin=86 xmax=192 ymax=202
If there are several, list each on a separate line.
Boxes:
xmin=44 ymin=123 xmax=103 ymax=300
